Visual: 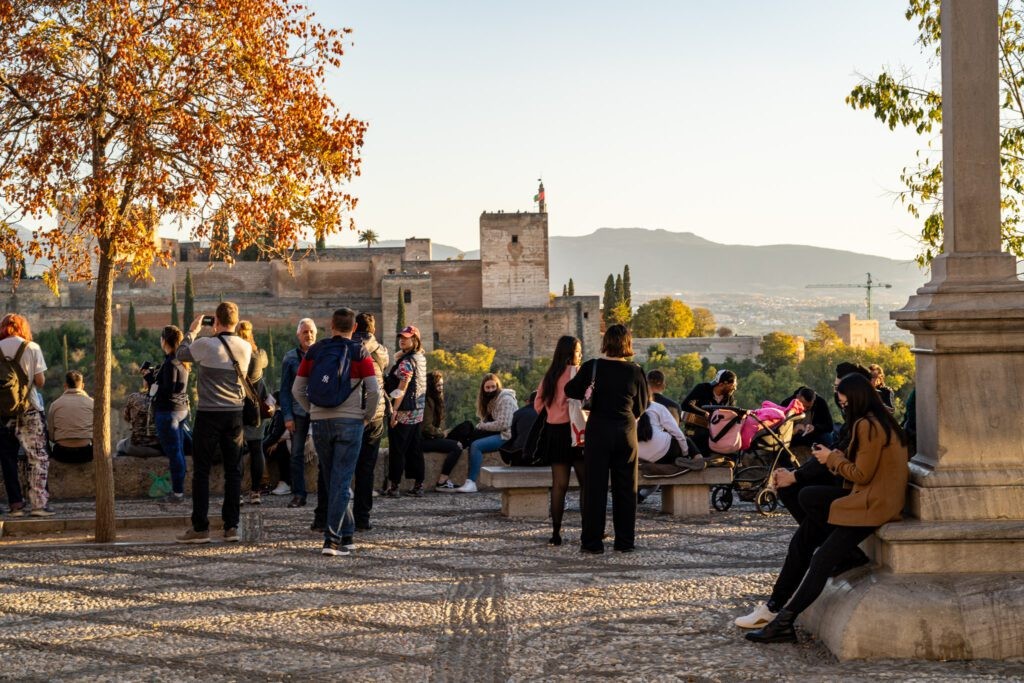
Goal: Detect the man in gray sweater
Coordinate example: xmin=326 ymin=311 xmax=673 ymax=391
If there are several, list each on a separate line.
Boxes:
xmin=175 ymin=302 xmax=258 ymax=543
xmin=292 ymin=308 xmax=380 ymax=557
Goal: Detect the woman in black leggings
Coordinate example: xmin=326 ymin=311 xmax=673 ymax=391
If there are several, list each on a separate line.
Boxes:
xmin=738 ymin=373 xmax=909 ymax=642
xmin=565 ymin=325 xmax=648 ymax=554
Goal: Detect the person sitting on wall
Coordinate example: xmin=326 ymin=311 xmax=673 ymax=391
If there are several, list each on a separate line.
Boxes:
xmin=647 ymin=370 xmax=681 ymax=424
xmin=116 ymin=374 xmax=163 ymax=458
xmin=47 ymin=371 xmax=94 ymax=464
xmin=681 ymin=369 xmax=737 ymax=456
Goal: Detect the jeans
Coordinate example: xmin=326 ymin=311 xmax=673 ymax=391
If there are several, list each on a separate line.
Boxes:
xmin=192 ymin=410 xmax=244 ymax=533
xmin=154 ymin=409 xmax=189 ymax=495
xmin=352 ymin=419 xmax=384 ymax=527
xmin=769 ymin=486 xmax=875 ymax=615
xmin=468 ymin=433 xmax=504 ymax=482
xmin=289 ymin=414 xmax=311 ymax=497
xmin=312 ymin=417 xmax=364 ymax=544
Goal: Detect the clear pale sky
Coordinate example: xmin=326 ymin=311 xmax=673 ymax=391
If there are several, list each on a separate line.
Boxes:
xmin=311 ymin=1 xmax=935 ymax=260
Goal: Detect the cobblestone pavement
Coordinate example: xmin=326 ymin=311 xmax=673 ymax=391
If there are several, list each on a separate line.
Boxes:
xmin=0 ymin=492 xmax=1022 ymax=682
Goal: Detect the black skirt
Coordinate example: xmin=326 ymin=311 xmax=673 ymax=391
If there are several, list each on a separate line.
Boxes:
xmin=538 ymin=421 xmax=582 ymax=464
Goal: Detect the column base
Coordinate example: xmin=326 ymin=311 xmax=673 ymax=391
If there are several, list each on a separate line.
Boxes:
xmin=801 ymin=569 xmax=1024 ymax=660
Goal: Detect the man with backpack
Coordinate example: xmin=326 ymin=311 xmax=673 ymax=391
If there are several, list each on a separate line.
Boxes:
xmin=0 ymin=313 xmax=52 ymax=517
xmin=291 ymin=308 xmax=380 ymax=557
xmin=174 ymin=302 xmax=257 ymax=544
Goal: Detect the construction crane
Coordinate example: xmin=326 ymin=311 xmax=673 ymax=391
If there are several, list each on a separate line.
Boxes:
xmin=806 ymin=272 xmax=893 ymax=320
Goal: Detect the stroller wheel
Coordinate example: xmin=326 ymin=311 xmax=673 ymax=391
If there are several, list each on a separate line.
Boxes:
xmin=756 ymin=489 xmax=778 ymax=515
xmin=711 ymin=485 xmax=733 ymax=512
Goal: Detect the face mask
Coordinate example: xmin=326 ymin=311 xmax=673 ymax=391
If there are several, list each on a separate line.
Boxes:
xmin=483 ymin=389 xmax=499 ymax=402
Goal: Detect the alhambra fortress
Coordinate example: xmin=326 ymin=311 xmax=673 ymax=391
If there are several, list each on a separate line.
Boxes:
xmin=5 ymin=204 xmax=610 ymax=361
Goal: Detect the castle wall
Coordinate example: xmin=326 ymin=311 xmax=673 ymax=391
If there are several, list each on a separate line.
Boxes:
xmin=418 ymin=261 xmax=483 ymax=310
xmin=631 ymin=336 xmax=763 ymax=364
xmin=480 ymin=212 xmax=549 ymax=308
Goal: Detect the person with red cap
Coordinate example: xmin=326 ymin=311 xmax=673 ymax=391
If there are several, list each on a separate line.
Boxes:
xmin=382 ymin=325 xmax=427 ymax=497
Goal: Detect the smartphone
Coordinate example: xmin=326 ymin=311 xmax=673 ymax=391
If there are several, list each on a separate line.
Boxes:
xmin=140 ymin=361 xmax=153 ymax=371
xmin=201 ymin=315 xmax=215 ymax=326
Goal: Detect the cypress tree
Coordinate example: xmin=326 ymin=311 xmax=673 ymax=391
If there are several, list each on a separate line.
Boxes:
xmin=62 ymin=334 xmax=69 ymax=375
xmin=267 ymin=329 xmax=276 ymax=370
xmin=170 ymin=284 xmax=179 ymax=328
xmin=562 ymin=283 xmax=567 ymax=296
xmin=602 ymin=274 xmax=616 ymax=324
xmin=615 ymin=274 xmax=624 ymax=308
xmin=622 ymin=265 xmax=631 ymax=309
xmin=183 ymin=269 xmax=195 ymax=326
xmin=127 ymin=301 xmax=137 ymax=339
xmin=396 ymin=288 xmax=407 ymax=333
xmin=567 ymin=278 xmax=575 ymax=296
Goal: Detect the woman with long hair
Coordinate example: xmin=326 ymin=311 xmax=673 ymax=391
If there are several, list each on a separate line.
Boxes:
xmin=565 ymin=324 xmax=649 ymax=553
xmin=383 ymin=325 xmax=427 ymax=497
xmin=740 ymin=373 xmax=909 ymax=642
xmin=151 ymin=325 xmax=190 ymax=504
xmin=237 ymin=321 xmax=269 ymax=504
xmin=0 ymin=313 xmax=52 ymax=516
xmin=422 ymin=371 xmax=465 ymax=491
xmin=456 ymin=372 xmax=518 ymax=493
xmin=533 ymin=335 xmax=584 ymax=545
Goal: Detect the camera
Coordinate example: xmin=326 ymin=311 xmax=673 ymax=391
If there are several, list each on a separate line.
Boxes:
xmin=141 ymin=361 xmax=153 ymax=371
xmin=201 ymin=315 xmax=215 ymax=326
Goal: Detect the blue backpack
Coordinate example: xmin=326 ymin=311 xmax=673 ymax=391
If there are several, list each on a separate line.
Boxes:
xmin=305 ymin=337 xmax=365 ymax=408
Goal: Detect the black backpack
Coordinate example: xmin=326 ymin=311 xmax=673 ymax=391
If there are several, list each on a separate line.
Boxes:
xmin=0 ymin=341 xmax=30 ymax=418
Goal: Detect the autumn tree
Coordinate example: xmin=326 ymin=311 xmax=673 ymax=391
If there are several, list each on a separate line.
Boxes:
xmin=631 ymin=297 xmax=694 ymax=338
xmin=0 ymin=0 xmax=365 ymax=541
xmin=717 ymin=326 xmax=734 ymax=337
xmin=846 ymin=1 xmax=1024 ymax=262
xmin=690 ymin=307 xmax=716 ymax=337
xmin=757 ymin=331 xmax=801 ymax=373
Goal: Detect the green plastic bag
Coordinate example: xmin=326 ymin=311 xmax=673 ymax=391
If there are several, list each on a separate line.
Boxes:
xmin=148 ymin=472 xmax=172 ymax=498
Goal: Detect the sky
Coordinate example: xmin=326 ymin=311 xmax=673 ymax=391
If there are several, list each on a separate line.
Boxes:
xmin=305 ymin=1 xmax=936 ymax=260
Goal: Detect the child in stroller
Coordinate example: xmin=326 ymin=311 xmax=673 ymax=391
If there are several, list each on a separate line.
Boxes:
xmin=704 ymin=399 xmax=806 ymax=515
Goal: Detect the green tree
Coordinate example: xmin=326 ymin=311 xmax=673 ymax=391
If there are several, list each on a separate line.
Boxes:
xmin=358 ymin=229 xmax=380 ymax=248
xmin=183 ymin=270 xmax=195 ymax=326
xmin=807 ymin=320 xmax=842 ymax=352
xmin=758 ymin=331 xmax=801 ymax=373
xmin=615 ymin=274 xmax=624 ymax=309
xmin=562 ymin=283 xmax=567 ymax=296
xmin=602 ymin=274 xmax=617 ymax=325
xmin=567 ymin=278 xmax=575 ymax=296
xmin=622 ymin=265 xmax=631 ymax=309
xmin=631 ymin=297 xmax=694 ymax=338
xmin=126 ymin=302 xmax=137 ymax=339
xmin=62 ymin=333 xmax=69 ymax=375
xmin=608 ymin=301 xmax=632 ymax=327
xmin=170 ymin=284 xmax=179 ymax=329
xmin=690 ymin=307 xmax=717 ymax=337
xmin=315 ymin=235 xmax=327 ymax=251
xmin=846 ymin=1 xmax=1024 ymax=262
xmin=396 ymin=288 xmax=406 ymax=333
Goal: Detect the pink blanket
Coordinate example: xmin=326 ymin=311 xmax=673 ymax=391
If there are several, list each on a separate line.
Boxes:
xmin=739 ymin=399 xmax=805 ymax=450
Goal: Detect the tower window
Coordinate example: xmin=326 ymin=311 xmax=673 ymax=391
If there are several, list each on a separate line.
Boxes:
xmin=387 ymin=268 xmax=396 ymax=275
xmin=404 ymin=289 xmax=412 ymax=303
xmin=511 ymin=235 xmax=519 ymax=244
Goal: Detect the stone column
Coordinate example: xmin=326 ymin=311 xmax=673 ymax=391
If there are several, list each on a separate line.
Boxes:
xmin=802 ymin=0 xmax=1024 ymax=660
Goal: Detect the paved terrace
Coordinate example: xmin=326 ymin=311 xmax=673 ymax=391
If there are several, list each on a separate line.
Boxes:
xmin=0 ymin=493 xmax=1021 ymax=682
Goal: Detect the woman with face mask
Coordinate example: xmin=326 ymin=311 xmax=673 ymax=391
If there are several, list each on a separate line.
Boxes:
xmin=454 ymin=373 xmax=519 ymax=493
xmin=382 ymin=326 xmax=427 ymax=497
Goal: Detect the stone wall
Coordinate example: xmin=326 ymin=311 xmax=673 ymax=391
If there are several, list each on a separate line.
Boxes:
xmin=381 ymin=275 xmax=434 ymax=352
xmin=480 ymin=212 xmax=549 ymax=308
xmin=419 ymin=261 xmax=483 ymax=311
xmin=632 ymin=336 xmax=762 ymax=364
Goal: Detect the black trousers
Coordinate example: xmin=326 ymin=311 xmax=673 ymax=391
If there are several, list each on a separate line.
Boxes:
xmin=246 ymin=438 xmax=264 ymax=491
xmin=192 ymin=410 xmax=244 ymax=532
xmin=769 ymin=486 xmax=876 ymax=615
xmin=388 ymin=421 xmax=424 ymax=485
xmin=422 ymin=437 xmax=464 ymax=476
xmin=353 ymin=419 xmax=385 ymax=526
xmin=51 ymin=443 xmax=94 ymax=464
xmin=0 ymin=423 xmax=22 ymax=506
xmin=580 ymin=418 xmax=637 ymax=552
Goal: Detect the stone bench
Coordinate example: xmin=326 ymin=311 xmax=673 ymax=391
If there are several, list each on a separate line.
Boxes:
xmin=479 ymin=465 xmax=733 ymax=519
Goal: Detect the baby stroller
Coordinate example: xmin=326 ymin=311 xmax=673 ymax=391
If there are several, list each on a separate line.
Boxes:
xmin=703 ymin=404 xmax=804 ymax=515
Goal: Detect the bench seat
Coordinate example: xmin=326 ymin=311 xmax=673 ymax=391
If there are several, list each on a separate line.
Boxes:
xmin=480 ymin=465 xmax=733 ymax=519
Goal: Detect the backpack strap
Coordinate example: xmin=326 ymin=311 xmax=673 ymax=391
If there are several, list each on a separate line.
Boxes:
xmin=217 ymin=335 xmax=258 ymax=402
xmin=7 ymin=341 xmax=30 ymax=386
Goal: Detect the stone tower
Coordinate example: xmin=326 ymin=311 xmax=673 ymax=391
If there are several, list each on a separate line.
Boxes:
xmin=480 ymin=210 xmax=550 ymax=309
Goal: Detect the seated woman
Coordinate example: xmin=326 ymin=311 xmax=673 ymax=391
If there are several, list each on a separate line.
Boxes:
xmin=737 ymin=373 xmax=909 ymax=642
xmin=778 ymin=386 xmax=834 ymax=450
xmin=681 ymin=370 xmax=737 ymax=456
xmin=637 ymin=400 xmax=701 ymax=472
xmin=422 ymin=371 xmax=467 ymax=491
xmin=455 ymin=373 xmax=518 ymax=493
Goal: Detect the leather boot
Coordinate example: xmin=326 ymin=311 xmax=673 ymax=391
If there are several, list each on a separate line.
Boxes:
xmin=745 ymin=608 xmax=798 ymax=643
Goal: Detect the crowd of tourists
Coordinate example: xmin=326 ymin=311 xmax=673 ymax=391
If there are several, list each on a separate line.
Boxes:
xmin=0 ymin=305 xmax=912 ymax=642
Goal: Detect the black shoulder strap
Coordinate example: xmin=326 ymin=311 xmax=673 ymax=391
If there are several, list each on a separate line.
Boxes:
xmin=7 ymin=341 xmax=29 ymax=385
xmin=218 ymin=336 xmax=257 ymax=401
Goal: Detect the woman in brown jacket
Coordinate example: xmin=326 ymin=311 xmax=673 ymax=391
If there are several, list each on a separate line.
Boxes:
xmin=743 ymin=372 xmax=909 ymax=643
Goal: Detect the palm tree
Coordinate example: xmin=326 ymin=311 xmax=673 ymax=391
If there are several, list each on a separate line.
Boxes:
xmin=358 ymin=229 xmax=379 ymax=249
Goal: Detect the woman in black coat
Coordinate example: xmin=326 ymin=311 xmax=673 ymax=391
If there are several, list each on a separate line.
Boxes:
xmin=565 ymin=325 xmax=649 ymax=554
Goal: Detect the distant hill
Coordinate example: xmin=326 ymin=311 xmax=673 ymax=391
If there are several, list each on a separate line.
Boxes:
xmin=548 ymin=228 xmax=927 ymax=301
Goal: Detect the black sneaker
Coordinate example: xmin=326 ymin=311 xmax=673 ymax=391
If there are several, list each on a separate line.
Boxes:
xmin=322 ymin=540 xmax=350 ymax=557
xmin=287 ymin=496 xmax=307 ymax=508
xmin=341 ymin=536 xmax=356 ymax=551
xmin=355 ymin=522 xmax=373 ymax=532
xmin=405 ymin=483 xmax=424 ymax=497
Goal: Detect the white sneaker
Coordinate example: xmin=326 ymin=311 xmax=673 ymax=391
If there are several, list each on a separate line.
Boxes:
xmin=735 ymin=603 xmax=777 ymax=629
xmin=454 ymin=479 xmax=478 ymax=493
xmin=270 ymin=481 xmax=291 ymax=496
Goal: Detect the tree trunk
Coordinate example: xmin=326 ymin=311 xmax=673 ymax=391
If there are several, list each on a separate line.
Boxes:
xmin=92 ymin=246 xmax=117 ymax=542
